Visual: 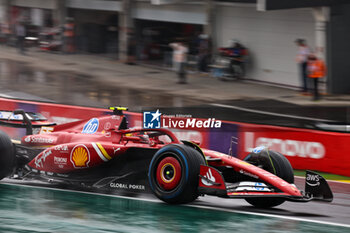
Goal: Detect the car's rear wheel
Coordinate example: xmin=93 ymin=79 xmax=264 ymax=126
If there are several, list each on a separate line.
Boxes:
xmin=0 ymin=131 xmax=15 ymax=179
xmin=243 ymin=148 xmax=294 ymax=208
xmin=148 ymin=144 xmax=205 ymax=204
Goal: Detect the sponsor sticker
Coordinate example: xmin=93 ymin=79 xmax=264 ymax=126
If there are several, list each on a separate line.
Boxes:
xmin=201 ymin=168 xmax=216 ymax=186
xmin=254 ymin=182 xmax=266 ymax=191
xmin=24 ymin=136 xmax=54 ymax=144
xmin=82 ymin=118 xmax=99 ymax=134
xmin=245 ymin=132 xmax=325 ymax=159
xmin=54 ymin=145 xmax=69 ymax=153
xmin=24 ymin=137 xmax=31 ymax=143
xmin=54 ymin=156 xmax=67 ymax=168
xmin=11 ymin=113 xmax=20 ymax=120
xmin=35 ymin=150 xmax=52 ymax=168
xmin=104 ymin=122 xmax=112 ymax=130
xmin=252 ymin=146 xmax=265 ymax=154
xmin=306 ymin=173 xmax=321 ymax=186
xmin=111 ymin=115 xmax=120 ymax=120
xmin=109 ymin=183 xmax=145 ymax=190
xmin=233 ymin=182 xmax=270 ymax=192
xmin=70 ymin=144 xmax=90 ymax=168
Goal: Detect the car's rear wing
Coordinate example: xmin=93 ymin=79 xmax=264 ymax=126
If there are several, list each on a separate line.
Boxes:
xmin=0 ymin=109 xmax=56 ymax=135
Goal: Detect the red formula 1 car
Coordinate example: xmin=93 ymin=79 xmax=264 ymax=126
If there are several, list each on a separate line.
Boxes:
xmin=0 ymin=107 xmax=333 ymax=208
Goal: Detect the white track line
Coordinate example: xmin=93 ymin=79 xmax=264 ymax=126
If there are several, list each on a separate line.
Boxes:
xmin=1 ymin=182 xmax=349 ymax=228
xmin=210 ymin=103 xmax=337 ymax=123
xmin=187 ymin=204 xmax=350 ymax=228
xmin=0 ymin=94 xmax=15 ymax=99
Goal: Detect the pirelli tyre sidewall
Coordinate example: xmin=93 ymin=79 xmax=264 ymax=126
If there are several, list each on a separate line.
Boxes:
xmin=0 ymin=131 xmax=15 ymax=179
xmin=244 ymin=149 xmax=294 ymax=208
xmin=148 ymin=144 xmax=205 ymax=204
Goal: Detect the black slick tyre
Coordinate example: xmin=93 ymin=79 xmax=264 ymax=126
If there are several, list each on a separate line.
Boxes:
xmin=244 ymin=148 xmax=294 ymax=208
xmin=148 ymin=144 xmax=205 ymax=204
xmin=0 ymin=131 xmax=15 ymax=179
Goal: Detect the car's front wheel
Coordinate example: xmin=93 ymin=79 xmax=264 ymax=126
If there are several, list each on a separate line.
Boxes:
xmin=148 ymin=144 xmax=205 ymax=204
xmin=243 ymin=148 xmax=294 ymax=208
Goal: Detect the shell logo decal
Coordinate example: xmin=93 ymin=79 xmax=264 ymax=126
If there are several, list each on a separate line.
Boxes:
xmin=70 ymin=144 xmax=90 ymax=168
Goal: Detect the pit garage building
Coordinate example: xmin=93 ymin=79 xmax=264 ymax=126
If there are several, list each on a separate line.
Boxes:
xmin=0 ymin=0 xmax=349 ymax=94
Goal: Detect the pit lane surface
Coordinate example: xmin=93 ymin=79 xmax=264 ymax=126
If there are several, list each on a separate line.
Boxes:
xmin=0 ymin=177 xmax=349 ymax=232
xmin=0 ymin=58 xmax=349 ymax=130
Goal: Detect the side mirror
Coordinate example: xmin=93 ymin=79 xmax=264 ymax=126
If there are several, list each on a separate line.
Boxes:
xmin=13 ymin=109 xmax=33 ymax=135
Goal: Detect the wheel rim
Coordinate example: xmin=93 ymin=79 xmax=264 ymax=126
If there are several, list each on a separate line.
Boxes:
xmin=156 ymin=156 xmax=182 ymax=191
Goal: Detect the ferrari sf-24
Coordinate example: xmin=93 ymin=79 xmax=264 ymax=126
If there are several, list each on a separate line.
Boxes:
xmin=0 ymin=107 xmax=333 ymax=208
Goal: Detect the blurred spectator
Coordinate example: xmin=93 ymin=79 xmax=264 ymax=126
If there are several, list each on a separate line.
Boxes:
xmin=232 ymin=41 xmax=247 ymax=76
xmin=222 ymin=40 xmax=247 ymax=78
xmin=0 ymin=22 xmax=11 ymax=45
xmin=63 ymin=18 xmax=75 ymax=53
xmin=189 ymin=31 xmax=200 ymax=55
xmin=198 ymin=34 xmax=211 ymax=73
xmin=169 ymin=41 xmax=188 ymax=84
xmin=126 ymin=31 xmax=137 ymax=65
xmin=15 ymin=22 xmax=26 ymax=55
xmin=307 ymin=54 xmax=326 ymax=101
xmin=295 ymin=39 xmax=310 ymax=93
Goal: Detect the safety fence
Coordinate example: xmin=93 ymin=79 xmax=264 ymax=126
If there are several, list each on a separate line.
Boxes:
xmin=0 ymin=97 xmax=349 ymax=177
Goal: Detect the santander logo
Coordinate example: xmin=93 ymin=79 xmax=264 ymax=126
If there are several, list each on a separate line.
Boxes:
xmin=244 ymin=132 xmax=325 ymax=159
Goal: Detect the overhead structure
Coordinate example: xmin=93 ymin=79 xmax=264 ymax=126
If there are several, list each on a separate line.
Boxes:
xmin=151 ymin=0 xmax=193 ymax=5
xmin=256 ymin=0 xmax=349 ymax=11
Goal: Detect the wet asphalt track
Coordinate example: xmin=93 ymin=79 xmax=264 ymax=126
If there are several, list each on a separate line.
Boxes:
xmin=0 ymin=58 xmax=349 ymax=231
xmin=0 ymin=177 xmax=349 ymax=232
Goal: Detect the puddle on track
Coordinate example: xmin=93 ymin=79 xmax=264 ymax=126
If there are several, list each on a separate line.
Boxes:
xmin=0 ymin=59 xmax=201 ymax=109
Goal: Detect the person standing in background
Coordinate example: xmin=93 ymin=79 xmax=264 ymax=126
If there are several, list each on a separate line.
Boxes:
xmin=170 ymin=41 xmax=188 ymax=84
xmin=63 ymin=18 xmax=75 ymax=53
xmin=307 ymin=54 xmax=326 ymax=101
xmin=126 ymin=31 xmax=137 ymax=65
xmin=1 ymin=22 xmax=11 ymax=45
xmin=15 ymin=22 xmax=26 ymax=55
xmin=295 ymin=39 xmax=310 ymax=94
xmin=198 ymin=34 xmax=211 ymax=73
xmin=228 ymin=41 xmax=247 ymax=78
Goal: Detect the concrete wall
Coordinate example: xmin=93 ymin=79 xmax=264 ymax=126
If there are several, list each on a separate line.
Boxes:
xmin=327 ymin=4 xmax=350 ymax=94
xmin=67 ymin=0 xmax=122 ymax=12
xmin=133 ymin=2 xmax=206 ymax=25
xmin=12 ymin=0 xmax=56 ymax=9
xmin=215 ymin=5 xmax=315 ymax=87
xmin=0 ymin=0 xmax=6 ymax=22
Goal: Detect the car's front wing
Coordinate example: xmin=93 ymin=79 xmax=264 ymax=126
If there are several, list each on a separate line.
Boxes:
xmin=198 ymin=165 xmax=333 ymax=203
